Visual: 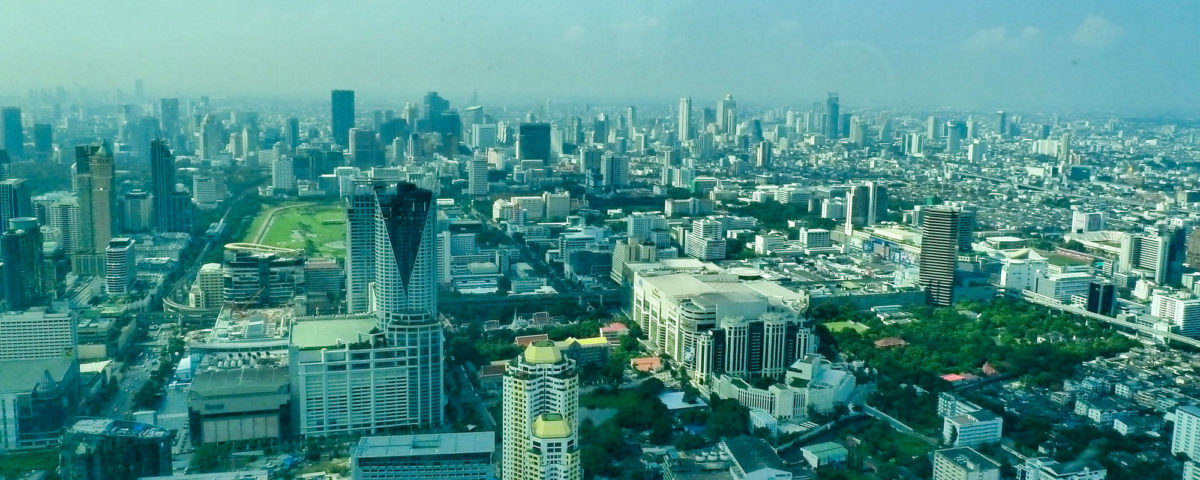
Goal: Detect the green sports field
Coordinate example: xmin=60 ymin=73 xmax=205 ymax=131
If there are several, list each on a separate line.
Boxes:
xmin=244 ymin=202 xmax=347 ymax=258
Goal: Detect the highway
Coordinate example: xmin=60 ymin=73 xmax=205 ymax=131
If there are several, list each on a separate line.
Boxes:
xmin=1008 ymin=289 xmax=1200 ymax=349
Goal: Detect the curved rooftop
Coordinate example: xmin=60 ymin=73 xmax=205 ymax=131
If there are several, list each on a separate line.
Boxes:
xmin=524 ymin=340 xmax=563 ymax=364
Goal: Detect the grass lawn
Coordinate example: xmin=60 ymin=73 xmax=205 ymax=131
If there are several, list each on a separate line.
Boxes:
xmin=0 ymin=449 xmax=58 ymax=479
xmin=824 ymin=321 xmax=870 ymax=333
xmin=245 ymin=202 xmax=347 ymax=258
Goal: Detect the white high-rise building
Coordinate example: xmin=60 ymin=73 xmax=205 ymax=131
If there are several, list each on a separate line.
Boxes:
xmin=104 ymin=238 xmax=136 ymax=295
xmin=0 ymin=308 xmax=77 ymax=361
xmin=501 ymin=341 xmax=581 ymax=480
xmin=1152 ymin=293 xmax=1200 ymax=338
xmin=1070 ymin=211 xmax=1106 ymax=233
xmin=717 ymin=94 xmax=737 ymax=135
xmin=346 ymin=182 xmax=378 ymax=314
xmin=467 ymin=157 xmax=489 ymax=198
xmin=542 ymin=191 xmax=570 ymax=221
xmin=192 ymin=175 xmax=218 ymax=207
xmin=272 ymin=153 xmax=296 ymax=191
xmin=1173 ymin=405 xmax=1200 ymax=461
xmin=678 ymin=97 xmax=692 ymax=142
xmin=189 ymin=263 xmax=224 ymax=309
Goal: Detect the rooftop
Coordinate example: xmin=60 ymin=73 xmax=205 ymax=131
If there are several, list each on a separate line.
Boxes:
xmin=724 ymin=436 xmax=787 ymax=473
xmin=801 ymin=441 xmax=849 ymax=458
xmin=532 ymin=413 xmax=572 ymax=439
xmin=524 ymin=340 xmax=563 ymax=364
xmin=353 ymin=432 xmax=495 ymax=459
xmin=936 ymin=447 xmax=1000 ymax=472
xmin=68 ymin=418 xmax=172 ymax=439
xmin=290 ymin=315 xmax=377 ymax=349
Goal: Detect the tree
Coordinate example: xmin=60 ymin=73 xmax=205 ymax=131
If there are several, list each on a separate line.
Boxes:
xmin=673 ymin=433 xmax=706 ymax=451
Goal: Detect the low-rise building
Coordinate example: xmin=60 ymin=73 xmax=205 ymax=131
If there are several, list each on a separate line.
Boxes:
xmin=932 ymin=447 xmax=1000 ymax=480
xmin=800 ymin=442 xmax=848 ymax=470
xmin=722 ymin=436 xmax=792 ymax=479
xmin=943 ymin=410 xmax=1003 ymax=448
xmin=351 ymin=432 xmax=495 ymax=480
xmin=1017 ymin=457 xmax=1106 ymax=480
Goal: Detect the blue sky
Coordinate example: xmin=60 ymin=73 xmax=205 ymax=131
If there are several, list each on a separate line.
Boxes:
xmin=0 ymin=1 xmax=1196 ymax=112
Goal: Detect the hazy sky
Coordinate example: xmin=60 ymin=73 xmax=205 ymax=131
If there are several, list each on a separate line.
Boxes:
xmin=1 ymin=1 xmax=1197 ymax=112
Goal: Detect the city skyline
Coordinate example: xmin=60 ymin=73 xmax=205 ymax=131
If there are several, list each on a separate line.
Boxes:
xmin=0 ymin=2 xmax=1197 ymax=112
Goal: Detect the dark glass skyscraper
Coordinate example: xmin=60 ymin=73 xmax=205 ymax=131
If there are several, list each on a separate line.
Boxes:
xmin=159 ymin=98 xmax=180 ymax=141
xmin=150 ymin=139 xmax=185 ymax=233
xmin=1 ymin=107 xmax=22 ymax=159
xmin=919 ymin=206 xmax=960 ymax=306
xmin=517 ymin=123 xmax=551 ymax=162
xmin=1 ymin=217 xmax=44 ymax=311
xmin=32 ymin=123 xmax=52 ymax=162
xmin=331 ymin=89 xmax=355 ymax=146
xmin=825 ymin=92 xmax=840 ymax=140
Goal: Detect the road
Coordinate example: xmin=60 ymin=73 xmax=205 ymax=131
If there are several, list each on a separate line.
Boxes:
xmin=1010 ymin=289 xmax=1200 ymax=349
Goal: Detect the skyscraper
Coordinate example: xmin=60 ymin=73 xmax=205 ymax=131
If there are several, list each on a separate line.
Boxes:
xmin=0 ymin=179 xmax=32 ymax=233
xmin=149 ymin=139 xmax=184 ymax=233
xmin=284 ymin=117 xmax=300 ymax=151
xmin=331 ymin=89 xmax=355 ymax=146
xmin=372 ymin=182 xmax=442 ymax=426
xmin=105 ymin=238 xmax=136 ymax=295
xmin=1 ymin=217 xmax=44 ymax=311
xmin=844 ymin=181 xmax=887 ymax=234
xmin=825 ymin=93 xmax=840 ymax=139
xmin=159 ymin=98 xmax=179 ymax=141
xmin=32 ymin=124 xmax=52 ymax=162
xmin=1 ymin=107 xmax=22 ymax=159
xmin=467 ymin=157 xmax=489 ymax=199
xmin=678 ymin=97 xmax=693 ymax=142
xmin=996 ymin=110 xmax=1008 ymax=138
xmin=516 ymin=123 xmax=551 ymax=162
xmin=422 ymin=92 xmax=450 ymax=132
xmin=717 ymin=94 xmax=737 ymax=135
xmin=502 ymin=341 xmax=581 ymax=480
xmin=920 ymin=206 xmax=960 ymax=307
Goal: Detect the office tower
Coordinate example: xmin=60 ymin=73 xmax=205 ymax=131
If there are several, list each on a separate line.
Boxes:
xmin=755 ymin=140 xmax=772 ymax=168
xmin=996 ymin=110 xmax=1007 ymax=138
xmin=678 ymin=97 xmax=693 ymax=142
xmin=946 ymin=121 xmax=963 ymax=152
xmin=516 ymin=123 xmax=551 ymax=162
xmin=189 ymin=263 xmax=224 ymax=310
xmin=104 ymin=238 xmax=136 ymax=295
xmin=331 ymin=89 xmax=355 ymax=146
xmin=59 ymin=419 xmax=173 ymax=480
xmin=345 ymin=182 xmax=376 ymax=314
xmin=849 ymin=116 xmax=866 ymax=146
xmin=920 ymin=206 xmax=960 ymax=306
xmin=625 ymin=106 xmax=637 ymax=135
xmin=32 ymin=124 xmax=52 ymax=162
xmin=502 ymin=341 xmax=581 ymax=480
xmin=600 ymin=153 xmax=629 ymax=190
xmin=284 ymin=117 xmax=300 ymax=151
xmin=167 ymin=188 xmax=194 ymax=234
xmin=965 ymin=118 xmax=977 ymax=139
xmin=159 ymin=98 xmax=179 ymax=140
xmin=0 ymin=150 xmax=7 ymax=181
xmin=351 ymin=432 xmax=495 ymax=480
xmin=0 ymin=307 xmax=76 ymax=361
xmin=48 ymin=195 xmax=82 ymax=253
xmin=192 ymin=175 xmax=217 ymax=207
xmin=197 ymin=114 xmax=223 ymax=160
xmin=221 ymin=245 xmax=305 ymax=307
xmin=1174 ymin=405 xmax=1200 ymax=460
xmin=149 ymin=140 xmax=178 ymax=232
xmin=369 ymin=182 xmax=442 ymax=426
xmin=825 ymin=93 xmax=839 ymax=139
xmin=925 ymin=115 xmax=940 ymax=139
xmin=1086 ymin=281 xmax=1116 ymax=316
xmin=0 ymin=179 xmax=31 ymax=233
xmin=1058 ymin=132 xmax=1071 ymax=164
xmin=590 ymin=113 xmax=608 ymax=145
xmin=717 ymin=94 xmax=737 ymax=135
xmin=932 ymin=447 xmax=1000 ymax=480
xmin=468 ymin=157 xmax=489 ymax=198
xmin=73 ymin=143 xmax=114 ymax=255
xmin=1 ymin=107 xmax=22 ymax=159
xmin=272 ymin=153 xmax=296 ymax=191
xmin=844 ymin=181 xmax=888 ymax=234
xmin=121 ymin=190 xmax=151 ymax=233
xmin=1070 ymin=211 xmax=1105 ymax=234
xmin=350 ymin=128 xmax=382 ymax=168
xmin=423 ymin=92 xmax=450 ymax=131
xmin=471 ymin=124 xmax=496 ymax=150
xmin=1 ymin=218 xmax=43 ymax=311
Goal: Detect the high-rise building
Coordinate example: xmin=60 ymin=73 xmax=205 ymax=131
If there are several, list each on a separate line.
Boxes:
xmin=467 ymin=157 xmax=489 ymax=199
xmin=1070 ymin=211 xmax=1106 ymax=234
xmin=1 ymin=218 xmax=44 ymax=311
xmin=159 ymin=98 xmax=180 ymax=141
xmin=350 ymin=128 xmax=382 ymax=168
xmin=502 ymin=341 xmax=581 ymax=480
xmin=32 ymin=124 xmax=52 ymax=162
xmin=600 ymin=153 xmax=629 ymax=190
xmin=371 ymin=182 xmax=443 ymax=424
xmin=0 ymin=179 xmax=31 ymax=233
xmin=351 ymin=432 xmax=495 ymax=480
xmin=0 ymin=307 xmax=76 ymax=361
xmin=121 ymin=190 xmax=151 ymax=233
xmin=331 ymin=90 xmax=355 ymax=146
xmin=996 ymin=110 xmax=1008 ymax=138
xmin=1086 ymin=281 xmax=1116 ymax=316
xmin=73 ymin=143 xmax=115 ymax=256
xmin=197 ymin=114 xmax=223 ymax=160
xmin=927 ymin=115 xmax=941 ymax=139
xmin=825 ymin=93 xmax=839 ymax=139
xmin=222 ymin=244 xmax=305 ymax=307
xmin=1 ymin=107 xmax=22 ymax=159
xmin=1173 ymin=405 xmax=1200 ymax=461
xmin=516 ymin=123 xmax=551 ymax=162
xmin=423 ymin=92 xmax=450 ymax=132
xmin=755 ymin=140 xmax=772 ymax=168
xmin=105 ymin=238 xmax=136 ymax=295
xmin=678 ymin=97 xmax=693 ymax=142
xmin=920 ymin=206 xmax=960 ymax=306
xmin=149 ymin=140 xmax=183 ymax=232
xmin=59 ymin=419 xmax=173 ymax=480
xmin=284 ymin=117 xmax=301 ymax=151
xmin=345 ymin=182 xmax=377 ymax=314
xmin=844 ymin=181 xmax=888 ymax=234
xmin=189 ymin=263 xmax=224 ymax=310
xmin=717 ymin=94 xmax=737 ymax=135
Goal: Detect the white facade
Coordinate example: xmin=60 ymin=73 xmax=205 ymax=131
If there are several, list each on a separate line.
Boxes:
xmin=105 ymin=238 xmax=136 ymax=294
xmin=933 ymin=447 xmax=1000 ymax=480
xmin=1151 ymin=294 xmax=1200 ymax=338
xmin=502 ymin=342 xmax=580 ymax=480
xmin=1070 ymin=211 xmax=1105 ymax=233
xmin=0 ymin=308 xmax=76 ymax=361
xmin=943 ymin=411 xmax=1003 ymax=448
xmin=1174 ymin=405 xmax=1200 ymax=460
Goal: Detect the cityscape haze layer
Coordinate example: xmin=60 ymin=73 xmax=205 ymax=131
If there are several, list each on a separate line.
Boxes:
xmin=1 ymin=2 xmax=1200 ymax=480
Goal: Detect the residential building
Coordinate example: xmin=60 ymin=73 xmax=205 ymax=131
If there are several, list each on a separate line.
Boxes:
xmin=1174 ymin=405 xmax=1200 ymax=460
xmin=943 ymin=410 xmax=1003 ymax=447
xmin=501 ymin=341 xmax=581 ymax=480
xmin=933 ymin=447 xmax=1001 ymax=480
